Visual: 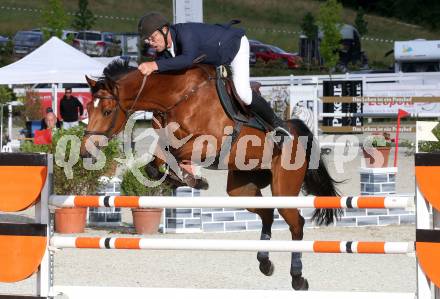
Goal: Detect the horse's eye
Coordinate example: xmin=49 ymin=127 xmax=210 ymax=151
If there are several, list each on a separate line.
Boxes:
xmin=103 ymin=110 xmax=112 ymax=117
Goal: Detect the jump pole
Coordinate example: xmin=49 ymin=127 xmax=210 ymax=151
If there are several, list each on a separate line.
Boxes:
xmin=50 ymin=237 xmax=414 ymax=254
xmin=49 ymin=195 xmax=412 ymax=209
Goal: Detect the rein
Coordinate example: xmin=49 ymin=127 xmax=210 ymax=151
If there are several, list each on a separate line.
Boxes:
xmin=84 ymin=74 xmax=148 ymax=138
xmin=156 ymin=65 xmax=215 ymax=126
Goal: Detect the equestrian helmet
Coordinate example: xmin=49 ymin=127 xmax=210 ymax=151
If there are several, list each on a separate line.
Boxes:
xmin=138 ymin=12 xmax=169 ymax=41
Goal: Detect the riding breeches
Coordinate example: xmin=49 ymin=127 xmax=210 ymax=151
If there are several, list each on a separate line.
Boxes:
xmin=230 ymin=35 xmax=253 ymax=106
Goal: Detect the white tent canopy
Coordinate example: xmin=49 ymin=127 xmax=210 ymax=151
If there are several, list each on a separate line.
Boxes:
xmin=0 ymin=36 xmax=105 ymax=84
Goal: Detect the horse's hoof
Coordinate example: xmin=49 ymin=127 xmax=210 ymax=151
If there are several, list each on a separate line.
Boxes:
xmin=259 ymin=260 xmax=274 ymax=276
xmin=192 ymin=177 xmax=209 ymax=190
xmin=292 ymin=276 xmax=309 ymax=291
xmin=182 ymin=170 xmax=209 ymax=190
xmin=144 ymin=162 xmax=162 ymax=180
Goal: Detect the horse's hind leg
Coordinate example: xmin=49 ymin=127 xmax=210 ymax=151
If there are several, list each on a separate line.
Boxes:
xmin=278 ymin=208 xmax=309 ymax=290
xmin=226 ymin=170 xmax=274 ymax=276
xmin=271 ymin=153 xmax=309 ymax=290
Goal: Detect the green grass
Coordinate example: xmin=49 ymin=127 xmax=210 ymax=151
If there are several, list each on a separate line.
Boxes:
xmin=1 ymin=0 xmax=440 ymax=68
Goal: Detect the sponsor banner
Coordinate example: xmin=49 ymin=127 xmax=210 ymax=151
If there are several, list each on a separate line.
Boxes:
xmin=321 ymin=125 xmax=415 ymax=133
xmin=323 ymin=80 xmax=363 ymax=127
xmin=289 ymin=85 xmax=318 ymax=116
xmin=39 ymin=91 xmax=92 ymax=120
xmin=363 ymin=85 xmax=440 ymax=115
xmin=260 ymin=85 xmax=290 ymax=119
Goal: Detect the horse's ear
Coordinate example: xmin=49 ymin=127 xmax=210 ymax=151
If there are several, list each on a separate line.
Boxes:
xmin=85 ymin=75 xmax=96 ymax=88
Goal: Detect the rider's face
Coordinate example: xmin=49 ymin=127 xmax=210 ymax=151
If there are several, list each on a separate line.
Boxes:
xmin=145 ymin=30 xmax=166 ymax=52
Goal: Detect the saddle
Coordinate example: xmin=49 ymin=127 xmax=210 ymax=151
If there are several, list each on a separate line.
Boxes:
xmin=215 ymin=65 xmax=267 ymax=133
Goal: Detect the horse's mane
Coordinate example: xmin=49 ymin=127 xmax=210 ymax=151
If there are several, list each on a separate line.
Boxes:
xmin=104 ymin=59 xmax=137 ymax=81
xmin=90 ymin=59 xmax=216 ymax=94
xmin=91 ymin=59 xmax=137 ymax=94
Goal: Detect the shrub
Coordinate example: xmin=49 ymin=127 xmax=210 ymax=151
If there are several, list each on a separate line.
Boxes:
xmin=21 ymin=89 xmax=43 ymax=121
xmin=364 ymin=132 xmax=392 ymax=148
xmin=419 ymin=125 xmax=440 ymax=153
xmin=120 ymin=164 xmax=173 ymax=197
xmin=20 ymin=125 xmax=120 ymax=195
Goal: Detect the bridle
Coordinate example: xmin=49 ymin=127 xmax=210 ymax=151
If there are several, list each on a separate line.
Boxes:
xmin=84 ymin=75 xmax=148 ymax=138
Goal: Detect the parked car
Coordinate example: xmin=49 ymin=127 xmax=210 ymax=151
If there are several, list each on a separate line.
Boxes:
xmin=249 ymin=51 xmax=257 ymax=65
xmin=250 ymin=43 xmax=301 ymax=69
xmin=73 ymin=31 xmax=121 ymax=57
xmin=113 ymin=32 xmax=140 ymax=62
xmin=248 ymin=39 xmax=262 ymax=65
xmin=61 ymin=30 xmax=77 ymax=41
xmin=249 ymin=39 xmax=263 ymax=45
xmin=0 ymin=35 xmax=9 ymax=48
xmin=31 ymin=28 xmax=77 ymax=41
xmin=13 ymin=31 xmax=44 ymax=58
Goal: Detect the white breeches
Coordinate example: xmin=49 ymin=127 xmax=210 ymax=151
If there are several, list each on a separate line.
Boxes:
xmin=230 ymin=35 xmax=253 ymax=106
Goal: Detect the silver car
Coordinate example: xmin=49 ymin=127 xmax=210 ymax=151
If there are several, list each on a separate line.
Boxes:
xmin=73 ymin=31 xmax=121 ymax=57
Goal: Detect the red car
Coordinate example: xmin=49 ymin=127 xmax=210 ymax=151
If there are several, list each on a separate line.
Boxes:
xmin=250 ymin=44 xmax=301 ymax=69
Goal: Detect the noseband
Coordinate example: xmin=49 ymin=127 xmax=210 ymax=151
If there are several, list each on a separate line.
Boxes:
xmin=84 ymin=75 xmax=148 ymax=138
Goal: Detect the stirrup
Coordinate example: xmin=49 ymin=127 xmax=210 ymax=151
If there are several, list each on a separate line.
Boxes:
xmin=274 ymin=126 xmax=293 ymax=139
xmin=269 ymin=126 xmax=293 ymax=145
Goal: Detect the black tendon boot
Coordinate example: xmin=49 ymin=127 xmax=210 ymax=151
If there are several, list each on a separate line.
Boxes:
xmin=248 ymin=92 xmax=292 ymax=145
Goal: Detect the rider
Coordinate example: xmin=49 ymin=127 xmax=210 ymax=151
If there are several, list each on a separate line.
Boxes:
xmin=137 ymin=12 xmax=290 ymax=188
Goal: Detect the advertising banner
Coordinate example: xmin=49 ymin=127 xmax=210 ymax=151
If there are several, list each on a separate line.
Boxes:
xmin=323 ymin=80 xmax=363 ymax=127
xmin=363 ymin=84 xmax=440 ymax=115
xmin=39 ymin=91 xmax=92 ymax=120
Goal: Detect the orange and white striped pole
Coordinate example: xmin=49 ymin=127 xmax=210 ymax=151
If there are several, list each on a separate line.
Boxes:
xmin=49 ymin=195 xmax=412 ymax=209
xmin=50 ymin=237 xmax=414 ymax=254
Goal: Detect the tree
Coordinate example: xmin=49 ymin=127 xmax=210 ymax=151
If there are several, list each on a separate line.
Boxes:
xmin=0 ymin=86 xmax=14 ymax=105
xmin=301 ymin=12 xmax=319 ymax=40
xmin=41 ymin=0 xmax=69 ymax=41
xmin=355 ymin=7 xmax=368 ymax=36
xmin=0 ymin=38 xmax=13 ymax=68
xmin=72 ymin=0 xmax=96 ymax=31
xmin=300 ymin=12 xmax=319 ymax=68
xmin=317 ymin=0 xmax=343 ymax=75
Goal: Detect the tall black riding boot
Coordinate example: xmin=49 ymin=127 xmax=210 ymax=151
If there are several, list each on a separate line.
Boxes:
xmin=248 ymin=92 xmax=292 ymax=142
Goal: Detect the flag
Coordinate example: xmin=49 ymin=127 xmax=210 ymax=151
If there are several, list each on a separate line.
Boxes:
xmin=416 ymin=121 xmax=438 ymax=142
xmin=398 ymin=109 xmax=410 ymax=118
xmin=34 ymin=129 xmax=52 ymax=145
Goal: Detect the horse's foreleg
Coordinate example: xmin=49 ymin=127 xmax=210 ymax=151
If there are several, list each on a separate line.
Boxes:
xmin=278 ymin=208 xmax=309 ymax=291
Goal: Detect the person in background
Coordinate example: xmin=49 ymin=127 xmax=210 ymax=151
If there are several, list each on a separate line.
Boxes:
xmin=60 ymin=87 xmax=83 ymax=129
xmin=40 ymin=107 xmax=62 ymax=130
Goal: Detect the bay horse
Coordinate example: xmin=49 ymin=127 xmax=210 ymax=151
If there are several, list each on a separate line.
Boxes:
xmin=81 ymin=60 xmax=341 ymax=291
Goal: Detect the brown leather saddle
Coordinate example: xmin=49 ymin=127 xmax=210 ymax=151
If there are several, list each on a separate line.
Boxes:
xmin=215 ymin=65 xmax=267 ymax=135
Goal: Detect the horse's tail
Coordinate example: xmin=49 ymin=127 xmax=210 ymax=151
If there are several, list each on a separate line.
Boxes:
xmin=287 ymin=118 xmax=343 ymax=226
